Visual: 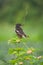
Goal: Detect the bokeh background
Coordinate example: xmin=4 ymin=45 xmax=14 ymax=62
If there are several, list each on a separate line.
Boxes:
xmin=0 ymin=0 xmax=43 ymax=65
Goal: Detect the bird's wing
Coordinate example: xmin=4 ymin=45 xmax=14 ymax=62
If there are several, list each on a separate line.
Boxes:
xmin=16 ymin=29 xmax=26 ymax=37
xmin=15 ymin=30 xmax=22 ymax=36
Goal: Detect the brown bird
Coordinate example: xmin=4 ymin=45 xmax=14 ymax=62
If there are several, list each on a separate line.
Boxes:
xmin=15 ymin=24 xmax=27 ymax=38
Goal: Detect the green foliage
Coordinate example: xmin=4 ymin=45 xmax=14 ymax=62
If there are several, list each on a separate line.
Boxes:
xmin=8 ymin=36 xmax=29 ymax=45
xmin=8 ymin=36 xmax=43 ymax=65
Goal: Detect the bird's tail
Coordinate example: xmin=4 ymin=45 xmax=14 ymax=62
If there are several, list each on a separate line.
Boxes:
xmin=23 ymin=33 xmax=29 ymax=38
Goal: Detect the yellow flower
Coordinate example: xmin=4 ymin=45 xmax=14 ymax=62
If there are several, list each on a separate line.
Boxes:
xmin=16 ymin=39 xmax=20 ymax=43
xmin=37 ymin=56 xmax=42 ymax=59
xmin=27 ymin=50 xmax=32 ymax=54
xmin=19 ymin=62 xmax=23 ymax=65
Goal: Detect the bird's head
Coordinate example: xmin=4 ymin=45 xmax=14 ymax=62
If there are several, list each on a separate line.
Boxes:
xmin=16 ymin=24 xmax=23 ymax=27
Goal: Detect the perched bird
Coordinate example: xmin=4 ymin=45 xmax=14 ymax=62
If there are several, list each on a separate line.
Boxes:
xmin=15 ymin=24 xmax=27 ymax=38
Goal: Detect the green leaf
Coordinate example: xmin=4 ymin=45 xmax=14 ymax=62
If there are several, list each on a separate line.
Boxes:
xmin=8 ymin=48 xmax=15 ymax=54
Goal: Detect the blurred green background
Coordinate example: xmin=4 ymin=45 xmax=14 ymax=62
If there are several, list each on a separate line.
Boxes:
xmin=0 ymin=0 xmax=43 ymax=65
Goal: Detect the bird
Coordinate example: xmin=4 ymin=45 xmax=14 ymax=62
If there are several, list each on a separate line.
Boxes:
xmin=15 ymin=24 xmax=29 ymax=39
